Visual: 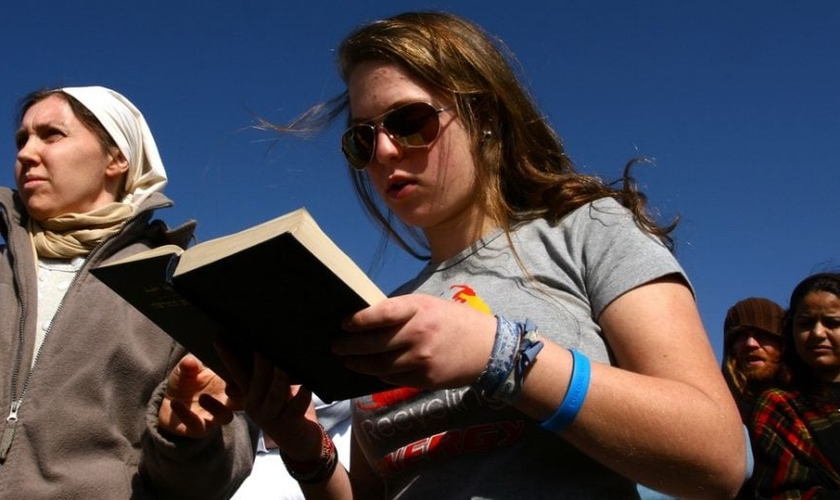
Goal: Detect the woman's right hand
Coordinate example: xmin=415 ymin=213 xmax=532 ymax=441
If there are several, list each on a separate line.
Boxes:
xmin=215 ymin=341 xmax=324 ymax=462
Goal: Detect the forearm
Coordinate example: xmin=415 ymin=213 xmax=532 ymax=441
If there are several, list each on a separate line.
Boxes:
xmin=289 ymin=427 xmax=380 ymax=500
xmin=512 ymin=334 xmax=745 ymax=498
xmin=142 ymin=381 xmax=258 ymax=499
xmin=299 ymin=466 xmax=356 ymax=500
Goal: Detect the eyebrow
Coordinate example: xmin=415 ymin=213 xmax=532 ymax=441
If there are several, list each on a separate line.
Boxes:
xmin=349 ymin=100 xmax=429 ymax=125
xmin=14 ymin=128 xmax=28 ymax=146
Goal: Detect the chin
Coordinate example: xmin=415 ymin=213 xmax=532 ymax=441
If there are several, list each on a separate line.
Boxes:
xmin=743 ymin=365 xmax=779 ymax=383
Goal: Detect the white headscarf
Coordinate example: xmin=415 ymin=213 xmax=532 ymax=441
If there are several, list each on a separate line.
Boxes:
xmin=60 ymin=86 xmax=168 ymax=209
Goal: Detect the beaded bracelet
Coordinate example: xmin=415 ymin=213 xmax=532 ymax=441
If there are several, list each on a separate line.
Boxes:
xmin=540 ymin=349 xmax=591 ymax=432
xmin=279 ymin=425 xmax=339 ymax=484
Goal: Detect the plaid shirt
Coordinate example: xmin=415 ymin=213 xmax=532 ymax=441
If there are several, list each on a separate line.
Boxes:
xmin=748 ymin=387 xmax=840 ymax=499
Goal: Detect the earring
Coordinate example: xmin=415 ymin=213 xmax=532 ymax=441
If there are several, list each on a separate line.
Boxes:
xmin=482 ymin=130 xmax=492 ymax=141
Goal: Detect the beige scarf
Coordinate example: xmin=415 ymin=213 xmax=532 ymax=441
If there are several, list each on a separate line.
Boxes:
xmin=27 ymin=86 xmax=169 ymax=259
xmin=30 ymin=202 xmax=134 ymax=258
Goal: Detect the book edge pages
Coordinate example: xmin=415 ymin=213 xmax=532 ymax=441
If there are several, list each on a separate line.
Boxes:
xmin=96 ymin=244 xmax=184 ymax=267
xmin=174 ymin=208 xmax=309 ymax=275
xmin=290 ymin=212 xmax=387 ymax=306
xmin=176 ymin=208 xmax=387 ymax=305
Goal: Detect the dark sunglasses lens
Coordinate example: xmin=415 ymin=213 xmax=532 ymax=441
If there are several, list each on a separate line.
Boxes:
xmin=384 ymin=103 xmax=440 ymax=146
xmin=342 ymin=125 xmax=375 ymax=170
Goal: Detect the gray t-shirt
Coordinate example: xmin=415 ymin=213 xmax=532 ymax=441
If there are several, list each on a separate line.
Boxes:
xmin=352 ymin=197 xmax=686 ymax=499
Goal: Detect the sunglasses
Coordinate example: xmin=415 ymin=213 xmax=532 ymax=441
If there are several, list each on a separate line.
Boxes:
xmin=341 ymin=102 xmax=451 ymax=171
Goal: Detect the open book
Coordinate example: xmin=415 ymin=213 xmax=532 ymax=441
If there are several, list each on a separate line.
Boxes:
xmin=91 ymin=208 xmax=393 ymax=402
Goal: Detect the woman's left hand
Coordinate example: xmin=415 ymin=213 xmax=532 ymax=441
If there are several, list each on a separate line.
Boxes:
xmin=158 ymin=354 xmax=236 ymax=438
xmin=335 ymin=294 xmax=497 ymax=389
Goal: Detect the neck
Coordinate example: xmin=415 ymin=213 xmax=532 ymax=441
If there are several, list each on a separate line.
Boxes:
xmin=424 ymin=209 xmax=498 ymax=264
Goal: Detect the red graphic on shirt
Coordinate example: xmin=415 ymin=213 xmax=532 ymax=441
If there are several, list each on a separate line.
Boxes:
xmin=356 ymin=387 xmax=424 ymax=411
xmin=378 ymin=420 xmax=526 ymax=473
xmin=450 ymin=284 xmax=492 ymax=314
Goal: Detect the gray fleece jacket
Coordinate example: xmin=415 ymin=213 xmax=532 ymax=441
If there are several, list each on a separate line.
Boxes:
xmin=0 ymin=187 xmax=255 ymax=499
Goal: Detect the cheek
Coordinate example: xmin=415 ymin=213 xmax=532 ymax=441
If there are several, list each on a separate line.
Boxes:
xmin=793 ymin=332 xmax=812 ymax=355
xmin=364 ymin=170 xmax=389 ymax=198
xmin=13 ymin=164 xmax=23 ymax=187
xmin=765 ymin=346 xmax=784 ymax=362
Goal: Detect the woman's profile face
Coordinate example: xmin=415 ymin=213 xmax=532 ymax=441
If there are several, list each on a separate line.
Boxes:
xmin=792 ymin=290 xmax=840 ymax=382
xmin=346 ymin=60 xmax=489 ymax=242
xmin=14 ymin=94 xmax=127 ymax=221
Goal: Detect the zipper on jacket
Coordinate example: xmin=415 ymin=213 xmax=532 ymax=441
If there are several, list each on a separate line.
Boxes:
xmin=0 ymin=401 xmax=19 ymax=462
xmin=0 ymin=201 xmax=170 ymax=465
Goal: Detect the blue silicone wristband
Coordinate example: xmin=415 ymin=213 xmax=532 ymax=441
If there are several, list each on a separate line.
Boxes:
xmin=540 ymin=349 xmax=591 ymax=432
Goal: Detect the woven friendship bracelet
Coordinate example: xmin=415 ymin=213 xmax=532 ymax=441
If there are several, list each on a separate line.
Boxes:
xmin=475 ymin=317 xmax=544 ymax=403
xmin=474 ymin=315 xmax=521 ymax=398
xmin=540 ymin=349 xmax=591 ymax=432
xmin=491 ymin=320 xmax=544 ymax=403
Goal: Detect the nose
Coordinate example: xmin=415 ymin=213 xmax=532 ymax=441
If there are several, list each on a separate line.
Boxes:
xmin=812 ymin=321 xmax=830 ymax=338
xmin=370 ymin=126 xmax=403 ymax=167
xmin=744 ymin=336 xmax=759 ymax=348
xmin=16 ymin=137 xmax=38 ymax=167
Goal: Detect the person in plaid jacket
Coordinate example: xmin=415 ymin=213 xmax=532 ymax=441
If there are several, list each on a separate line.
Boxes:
xmin=748 ymin=272 xmax=840 ymax=499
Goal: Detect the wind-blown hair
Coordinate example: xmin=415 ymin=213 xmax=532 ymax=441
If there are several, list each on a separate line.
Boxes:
xmin=268 ymin=11 xmax=677 ymax=259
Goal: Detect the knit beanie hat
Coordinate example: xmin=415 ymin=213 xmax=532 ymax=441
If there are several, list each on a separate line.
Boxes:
xmin=723 ymin=297 xmax=784 ymax=345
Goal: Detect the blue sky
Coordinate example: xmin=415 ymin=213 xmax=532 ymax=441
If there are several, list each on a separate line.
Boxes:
xmin=2 ymin=1 xmax=838 ymax=360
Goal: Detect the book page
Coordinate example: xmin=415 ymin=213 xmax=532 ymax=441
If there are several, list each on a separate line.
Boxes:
xmin=174 ymin=207 xmax=386 ymax=306
xmin=97 ymin=244 xmax=184 ymax=267
xmin=175 ymin=209 xmax=308 ymax=276
xmin=294 ymin=214 xmax=387 ymax=305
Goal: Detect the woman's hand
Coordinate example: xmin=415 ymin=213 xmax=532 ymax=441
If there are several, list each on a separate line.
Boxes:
xmin=158 ymin=354 xmax=235 ymax=438
xmin=216 ymin=341 xmax=323 ymax=462
xmin=335 ymin=294 xmax=498 ymax=389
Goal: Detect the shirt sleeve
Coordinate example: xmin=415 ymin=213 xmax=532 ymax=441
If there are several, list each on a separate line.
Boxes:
xmin=139 ymin=378 xmax=258 ymax=499
xmin=565 ymin=197 xmax=688 ymax=319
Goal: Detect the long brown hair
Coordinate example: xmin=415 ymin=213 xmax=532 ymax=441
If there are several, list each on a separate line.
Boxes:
xmin=267 ymin=11 xmax=677 ymax=259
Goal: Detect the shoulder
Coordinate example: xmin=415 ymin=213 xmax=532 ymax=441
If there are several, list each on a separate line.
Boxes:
xmin=0 ymin=186 xmax=13 ymax=204
xmin=512 ymin=198 xmax=635 ymax=246
xmin=129 ymin=192 xmax=197 ymax=250
xmin=526 ymin=198 xmax=685 ymax=306
xmin=757 ymin=387 xmax=800 ymax=404
xmin=751 ymin=387 xmax=803 ymax=424
xmin=563 ymin=196 xmax=634 ymax=226
xmin=523 ymin=197 xmax=666 ymax=253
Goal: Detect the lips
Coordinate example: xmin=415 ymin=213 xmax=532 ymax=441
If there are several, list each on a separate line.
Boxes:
xmin=386 ymin=176 xmax=416 ymax=199
xmin=20 ymin=176 xmax=48 ymax=190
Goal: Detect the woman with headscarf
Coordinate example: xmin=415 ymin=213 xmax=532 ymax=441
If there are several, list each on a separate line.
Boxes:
xmin=0 ymin=86 xmax=253 ymax=498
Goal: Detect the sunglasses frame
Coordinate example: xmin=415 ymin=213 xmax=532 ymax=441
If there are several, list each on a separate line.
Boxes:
xmin=341 ymin=102 xmax=451 ymax=171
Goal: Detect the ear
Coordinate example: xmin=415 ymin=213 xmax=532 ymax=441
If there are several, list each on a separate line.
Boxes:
xmin=105 ymin=149 xmax=130 ymax=179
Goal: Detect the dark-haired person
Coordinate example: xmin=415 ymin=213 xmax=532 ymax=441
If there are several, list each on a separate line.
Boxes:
xmin=749 ymin=272 xmax=840 ymax=498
